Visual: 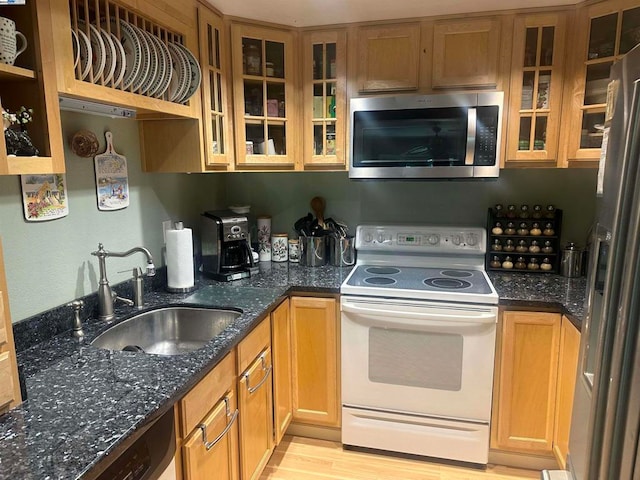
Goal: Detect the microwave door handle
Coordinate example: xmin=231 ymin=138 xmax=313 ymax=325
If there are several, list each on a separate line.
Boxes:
xmin=465 ymin=107 xmax=477 ymax=166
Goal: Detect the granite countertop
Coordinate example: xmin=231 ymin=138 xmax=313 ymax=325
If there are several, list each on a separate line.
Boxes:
xmin=0 ymin=263 xmax=585 ymax=480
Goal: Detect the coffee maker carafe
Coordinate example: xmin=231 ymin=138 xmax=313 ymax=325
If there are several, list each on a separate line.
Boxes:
xmin=201 ymin=210 xmax=255 ymax=281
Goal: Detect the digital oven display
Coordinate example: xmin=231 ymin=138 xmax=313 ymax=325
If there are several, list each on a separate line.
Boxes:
xmin=398 ymin=234 xmax=422 ymax=245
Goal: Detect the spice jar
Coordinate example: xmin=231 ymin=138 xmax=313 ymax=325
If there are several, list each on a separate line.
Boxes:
xmin=504 ymin=239 xmax=515 ymax=252
xmin=530 ymin=222 xmax=542 ymax=236
xmin=490 ymin=256 xmax=502 ymax=268
xmin=491 ymin=239 xmax=503 ymax=251
xmin=532 ymin=204 xmax=543 ymax=219
xmin=517 ymin=222 xmax=530 ymax=236
xmin=506 ymin=205 xmax=517 ymax=219
xmin=516 ymin=240 xmax=528 ymax=253
xmin=527 ymin=258 xmax=540 ymax=270
xmin=495 ymin=204 xmax=504 ymax=218
xmin=519 ymin=204 xmax=530 ymax=219
xmin=502 ymin=256 xmax=514 ymax=269
xmin=515 ymin=257 xmax=527 ymax=269
xmin=505 ymin=222 xmax=516 ymax=235
xmin=545 ymin=205 xmax=556 ymax=219
xmin=529 ymin=240 xmax=541 ymax=253
xmin=541 ymin=257 xmax=553 ymax=271
xmin=542 ymin=240 xmax=554 ymax=254
xmin=543 ymin=223 xmax=555 ymax=236
xmin=244 ymin=43 xmax=261 ymax=75
xmin=492 ymin=222 xmax=504 ymax=235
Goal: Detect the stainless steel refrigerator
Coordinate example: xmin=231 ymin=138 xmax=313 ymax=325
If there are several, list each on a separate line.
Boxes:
xmin=544 ymin=44 xmax=640 ymax=480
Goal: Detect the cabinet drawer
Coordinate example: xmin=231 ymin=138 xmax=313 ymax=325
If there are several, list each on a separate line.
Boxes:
xmin=0 ymin=295 xmax=7 ymax=346
xmin=183 ymin=389 xmax=239 ymax=480
xmin=237 ymin=317 xmax=270 ymax=374
xmin=180 ymin=351 xmax=236 ymax=437
xmin=0 ymin=351 xmax=16 ymax=407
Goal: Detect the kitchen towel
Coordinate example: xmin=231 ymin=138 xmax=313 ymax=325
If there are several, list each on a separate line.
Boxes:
xmin=166 ymin=223 xmax=195 ymax=291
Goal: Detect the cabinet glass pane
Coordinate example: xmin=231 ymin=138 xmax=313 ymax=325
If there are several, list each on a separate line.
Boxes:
xmin=540 ymin=27 xmax=554 ymax=66
xmin=326 ymin=43 xmax=336 ymax=80
xmin=524 ymin=27 xmax=538 ymax=67
xmin=218 ymin=117 xmax=225 ymax=154
xmin=518 ymin=116 xmax=532 ymax=150
xmin=313 ymin=83 xmax=324 ymax=119
xmin=268 ymin=124 xmax=285 ymax=154
xmin=314 ymin=124 xmax=323 ymax=155
xmin=521 ymin=71 xmax=535 ymax=110
xmin=620 ymin=7 xmax=640 ymax=55
xmin=537 ymin=71 xmax=551 ymax=109
xmin=209 ymin=74 xmax=216 ymax=111
xmin=326 ymin=82 xmax=336 ymax=118
xmin=207 ymin=25 xmax=214 ymax=67
xmin=588 ymin=13 xmax=617 ymax=60
xmin=216 ymin=73 xmax=222 ymax=112
xmin=211 ymin=117 xmax=219 ymax=152
xmin=534 ymin=116 xmax=548 ymax=150
xmin=313 ymin=44 xmax=323 ymax=80
xmin=580 ymin=111 xmax=606 ymax=149
xmin=326 ymin=123 xmax=336 ymax=155
xmin=266 ymin=41 xmax=284 ymax=79
xmin=246 ymin=122 xmax=265 ymax=153
xmin=244 ymin=80 xmax=263 ymax=116
xmin=266 ymin=83 xmax=285 ymax=118
xmin=585 ymin=62 xmax=612 ymax=105
xmin=214 ymin=28 xmax=221 ymax=70
xmin=243 ymin=38 xmax=262 ymax=76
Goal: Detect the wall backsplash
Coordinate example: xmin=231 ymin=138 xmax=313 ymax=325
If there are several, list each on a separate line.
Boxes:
xmin=0 ymin=112 xmax=598 ymax=322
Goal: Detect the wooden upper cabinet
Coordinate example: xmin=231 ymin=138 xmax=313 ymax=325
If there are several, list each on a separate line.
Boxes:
xmin=492 ymin=310 xmax=561 ymax=454
xmin=302 ymin=30 xmax=347 ymax=169
xmin=432 ymin=17 xmax=501 ymax=88
xmin=0 ymin=0 xmax=64 ymax=175
xmin=356 ymin=23 xmax=420 ymax=92
xmin=505 ymin=13 xmax=567 ymax=167
xmin=197 ymin=5 xmax=234 ymax=170
xmin=0 ymin=238 xmax=21 ymax=415
xmin=231 ymin=23 xmax=298 ymax=169
xmin=562 ymin=0 xmax=640 ymax=166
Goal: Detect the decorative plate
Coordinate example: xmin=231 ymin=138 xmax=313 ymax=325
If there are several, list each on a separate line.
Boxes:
xmin=99 ymin=28 xmax=117 ymax=85
xmin=71 ymin=29 xmax=80 ymax=69
xmin=76 ymin=29 xmax=92 ymax=80
xmin=131 ymin=26 xmax=155 ymax=95
xmin=139 ymin=30 xmax=163 ymax=97
xmin=173 ymin=42 xmax=201 ymax=104
xmin=167 ymin=42 xmax=190 ymax=103
xmin=77 ymin=20 xmax=106 ymax=81
xmin=106 ymin=19 xmax=140 ymax=90
xmin=109 ymin=32 xmax=127 ymax=88
xmin=147 ymin=34 xmax=171 ymax=98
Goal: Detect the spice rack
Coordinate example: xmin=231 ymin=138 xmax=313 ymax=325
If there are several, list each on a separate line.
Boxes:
xmin=485 ymin=206 xmax=563 ymax=273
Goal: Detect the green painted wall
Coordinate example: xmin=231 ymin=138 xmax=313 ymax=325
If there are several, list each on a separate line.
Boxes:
xmin=0 ymin=113 xmax=599 ymax=322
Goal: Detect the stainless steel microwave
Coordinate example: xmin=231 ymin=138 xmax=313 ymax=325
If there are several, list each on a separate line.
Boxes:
xmin=349 ymin=92 xmax=503 ymax=179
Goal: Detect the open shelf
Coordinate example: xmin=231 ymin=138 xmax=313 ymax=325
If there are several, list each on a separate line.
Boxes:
xmin=0 ymin=64 xmax=36 ymax=81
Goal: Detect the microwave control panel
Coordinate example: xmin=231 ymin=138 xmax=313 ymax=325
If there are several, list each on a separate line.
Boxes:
xmin=474 ymin=106 xmax=499 ymax=166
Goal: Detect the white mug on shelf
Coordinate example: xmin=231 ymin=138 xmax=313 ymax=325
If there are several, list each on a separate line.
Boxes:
xmin=0 ymin=17 xmax=27 ymax=66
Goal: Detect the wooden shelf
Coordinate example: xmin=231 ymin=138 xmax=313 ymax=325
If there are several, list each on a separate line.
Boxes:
xmin=3 ymin=156 xmax=60 ymax=175
xmin=0 ymin=64 xmax=36 ymax=81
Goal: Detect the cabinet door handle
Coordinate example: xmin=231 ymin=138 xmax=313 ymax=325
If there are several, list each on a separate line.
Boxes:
xmin=198 ymin=395 xmax=239 ymax=451
xmin=244 ymin=351 xmax=272 ymax=394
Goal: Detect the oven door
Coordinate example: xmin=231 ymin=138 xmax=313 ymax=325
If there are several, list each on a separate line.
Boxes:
xmin=341 ymin=295 xmax=498 ymax=422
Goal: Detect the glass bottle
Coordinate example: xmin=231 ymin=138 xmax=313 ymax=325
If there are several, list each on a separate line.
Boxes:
xmin=542 ymin=240 xmax=554 ymax=254
xmin=505 ymin=222 xmax=516 ymax=235
xmin=543 ymin=223 xmax=555 ymax=236
xmin=527 ymin=258 xmax=540 ymax=270
xmin=516 ymin=240 xmax=529 ymax=253
xmin=490 ymin=256 xmax=502 ymax=268
xmin=492 ymin=222 xmax=504 ymax=235
xmin=506 ymin=205 xmax=517 ymax=219
xmin=504 ymin=239 xmax=515 ymax=252
xmin=532 ymin=204 xmax=543 ymax=219
xmin=517 ymin=222 xmax=530 ymax=236
xmin=529 ymin=240 xmax=541 ymax=253
xmin=515 ymin=256 xmax=527 ymax=269
xmin=495 ymin=204 xmax=504 ymax=218
xmin=530 ymin=222 xmax=542 ymax=236
xmin=502 ymin=256 xmax=514 ymax=269
xmin=545 ymin=205 xmax=556 ymax=219
xmin=491 ymin=239 xmax=503 ymax=251
xmin=541 ymin=257 xmax=553 ymax=271
xmin=519 ymin=204 xmax=530 ymax=219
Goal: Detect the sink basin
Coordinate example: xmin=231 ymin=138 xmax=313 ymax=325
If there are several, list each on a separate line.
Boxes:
xmin=91 ymin=306 xmax=241 ymax=356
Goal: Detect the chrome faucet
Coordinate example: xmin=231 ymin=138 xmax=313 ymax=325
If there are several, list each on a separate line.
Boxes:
xmin=91 ymin=243 xmax=156 ymax=321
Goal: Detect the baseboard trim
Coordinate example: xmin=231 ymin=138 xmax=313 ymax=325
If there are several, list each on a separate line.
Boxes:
xmin=286 ymin=423 xmax=341 ymax=442
xmin=489 ymin=449 xmax=560 ymax=470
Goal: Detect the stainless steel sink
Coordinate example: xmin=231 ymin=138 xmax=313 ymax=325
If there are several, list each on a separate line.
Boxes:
xmin=91 ymin=306 xmax=241 ymax=356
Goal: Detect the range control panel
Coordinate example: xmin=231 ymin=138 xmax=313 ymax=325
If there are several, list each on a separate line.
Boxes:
xmin=355 ymin=225 xmax=487 ymax=255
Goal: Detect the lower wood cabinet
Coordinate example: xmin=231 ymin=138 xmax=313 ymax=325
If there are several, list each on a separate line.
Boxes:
xmin=237 ymin=318 xmax=274 ymax=480
xmin=271 ymin=299 xmax=293 ymax=445
xmin=492 ymin=310 xmax=580 ymax=463
xmin=290 ymin=296 xmax=340 ymax=427
xmin=180 ymin=352 xmax=239 ymax=480
xmin=0 ymin=238 xmax=21 ymax=415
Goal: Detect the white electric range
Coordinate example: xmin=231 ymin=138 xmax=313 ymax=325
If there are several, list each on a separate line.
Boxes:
xmin=340 ymin=225 xmax=498 ymax=465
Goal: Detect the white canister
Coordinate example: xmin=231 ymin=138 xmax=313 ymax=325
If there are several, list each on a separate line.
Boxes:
xmin=257 ymin=215 xmax=271 ymax=245
xmin=0 ymin=17 xmax=27 ymax=66
xmin=271 ymin=234 xmax=288 ymax=262
xmin=259 ymin=242 xmax=271 ymax=262
xmin=288 ymin=239 xmax=299 ymax=263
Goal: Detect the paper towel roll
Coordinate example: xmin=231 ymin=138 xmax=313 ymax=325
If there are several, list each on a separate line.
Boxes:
xmin=166 ymin=227 xmax=195 ymax=291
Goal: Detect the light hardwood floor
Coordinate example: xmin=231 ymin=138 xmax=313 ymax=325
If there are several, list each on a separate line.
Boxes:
xmin=261 ymin=436 xmax=541 ymax=480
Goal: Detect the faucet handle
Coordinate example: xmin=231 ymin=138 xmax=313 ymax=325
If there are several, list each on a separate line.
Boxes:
xmin=66 ymin=299 xmax=85 ymax=340
xmin=66 ymin=299 xmax=84 ymax=311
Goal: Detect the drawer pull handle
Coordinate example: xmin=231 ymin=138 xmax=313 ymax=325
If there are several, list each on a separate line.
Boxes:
xmin=198 ymin=396 xmax=239 ymax=451
xmin=244 ymin=351 xmax=272 ymax=394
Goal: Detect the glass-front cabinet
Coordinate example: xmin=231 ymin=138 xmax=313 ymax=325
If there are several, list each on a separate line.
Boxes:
xmin=565 ymin=0 xmax=640 ymax=165
xmin=198 ymin=6 xmax=233 ymax=169
xmin=302 ymin=30 xmax=346 ymax=168
xmin=231 ymin=24 xmax=296 ymax=168
xmin=506 ymin=13 xmax=566 ymax=167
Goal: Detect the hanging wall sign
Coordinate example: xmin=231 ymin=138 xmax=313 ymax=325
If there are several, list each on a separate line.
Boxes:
xmin=20 ymin=174 xmax=69 ymax=221
xmin=94 ymin=131 xmax=129 ymax=211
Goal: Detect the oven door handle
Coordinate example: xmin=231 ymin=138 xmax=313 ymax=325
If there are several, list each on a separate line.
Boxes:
xmin=341 ymin=301 xmax=496 ymax=329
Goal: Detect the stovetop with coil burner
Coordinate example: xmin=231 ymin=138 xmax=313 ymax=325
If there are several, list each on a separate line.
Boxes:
xmin=340 ymin=225 xmax=499 ymax=305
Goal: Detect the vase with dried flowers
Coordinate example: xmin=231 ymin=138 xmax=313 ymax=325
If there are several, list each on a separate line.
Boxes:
xmin=3 ymin=106 xmax=39 ymax=156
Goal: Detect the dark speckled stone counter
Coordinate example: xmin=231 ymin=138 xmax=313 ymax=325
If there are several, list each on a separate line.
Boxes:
xmin=489 ymin=271 xmax=588 ymax=329
xmin=0 ymin=263 xmax=585 ymax=480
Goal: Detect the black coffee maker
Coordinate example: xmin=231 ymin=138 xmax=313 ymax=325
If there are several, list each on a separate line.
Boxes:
xmin=201 ymin=210 xmax=256 ymax=281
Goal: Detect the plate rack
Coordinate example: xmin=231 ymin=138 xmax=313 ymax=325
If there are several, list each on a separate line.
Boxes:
xmin=485 ymin=207 xmax=563 ymax=274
